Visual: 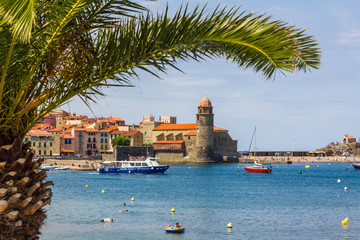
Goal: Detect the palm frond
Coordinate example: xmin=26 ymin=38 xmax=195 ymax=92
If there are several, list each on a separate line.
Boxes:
xmin=0 ymin=2 xmax=321 ymax=144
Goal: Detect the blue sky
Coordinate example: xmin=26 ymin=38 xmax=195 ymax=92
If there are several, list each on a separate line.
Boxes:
xmin=67 ymin=0 xmax=360 ymax=151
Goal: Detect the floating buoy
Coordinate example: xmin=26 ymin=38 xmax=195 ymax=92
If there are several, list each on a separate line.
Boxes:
xmin=276 ymin=166 xmax=278 ymax=168
xmin=101 ymin=189 xmax=105 ymax=194
xmin=317 ymin=165 xmax=319 ymax=167
xmin=227 ymin=222 xmax=232 ymax=228
xmin=337 ymin=179 xmax=341 ymax=183
xmin=171 ymin=208 xmax=175 ymax=213
xmin=85 ymin=185 xmax=88 ymax=188
xmin=337 ymin=195 xmax=340 ymax=197
xmin=299 ymin=170 xmax=302 ymax=174
xmin=131 ymin=197 xmax=135 ymax=201
xmin=342 ymin=218 xmax=349 ymax=225
xmin=237 ymin=166 xmax=239 ymax=168
xmin=344 ymin=187 xmax=348 ymax=192
xmin=305 ymin=165 xmax=310 ymax=169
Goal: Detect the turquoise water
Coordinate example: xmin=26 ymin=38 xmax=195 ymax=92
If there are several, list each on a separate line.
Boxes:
xmin=41 ymin=163 xmax=360 ymax=239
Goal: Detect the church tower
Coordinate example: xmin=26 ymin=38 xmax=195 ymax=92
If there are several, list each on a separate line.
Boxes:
xmin=194 ymin=96 xmax=215 ymax=162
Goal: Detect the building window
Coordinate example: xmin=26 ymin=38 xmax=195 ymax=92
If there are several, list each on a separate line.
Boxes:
xmin=93 ymin=144 xmax=96 ymax=148
xmin=44 ymin=150 xmax=46 ymax=155
xmin=25 ymin=138 xmax=29 ymax=143
xmin=151 ymin=139 xmax=152 ymax=143
xmin=39 ymin=142 xmax=41 ymax=148
xmin=101 ymin=138 xmax=104 ymax=143
xmin=88 ymin=138 xmax=91 ymax=142
xmin=79 ymin=145 xmax=82 ymax=149
xmin=104 ymin=133 xmax=108 ymax=137
xmin=144 ymin=139 xmax=147 ymax=143
xmin=44 ymin=142 xmax=47 ymax=148
xmin=105 ymin=138 xmax=108 ymax=143
xmin=39 ymin=150 xmax=41 ymax=155
xmin=50 ymin=142 xmax=52 ymax=147
xmin=105 ymin=145 xmax=108 ymax=150
xmin=93 ymin=138 xmax=96 ymax=142
xmin=79 ymin=132 xmax=82 ymax=137
xmin=50 ymin=150 xmax=52 ymax=156
xmin=33 ymin=142 xmax=35 ymax=147
xmin=101 ymin=133 xmax=104 ymax=137
xmin=101 ymin=145 xmax=104 ymax=150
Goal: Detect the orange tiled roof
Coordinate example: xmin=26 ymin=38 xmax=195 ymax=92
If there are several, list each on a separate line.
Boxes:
xmin=64 ymin=129 xmax=72 ymax=133
xmin=107 ymin=125 xmax=118 ymax=130
xmin=153 ymin=123 xmax=228 ymax=132
xmin=214 ymin=126 xmax=228 ymax=132
xmin=62 ymin=134 xmax=74 ymax=139
xmin=154 ymin=140 xmax=184 ymax=144
xmin=28 ymin=130 xmax=51 ymax=135
xmin=110 ymin=130 xmax=126 ymax=135
xmin=98 ymin=129 xmax=111 ymax=132
xmin=107 ymin=117 xmax=124 ymax=122
xmin=345 ymin=136 xmax=356 ymax=139
xmin=153 ymin=124 xmax=196 ymax=131
xmin=85 ymin=128 xmax=98 ymax=132
xmin=184 ymin=131 xmax=197 ymax=136
xmin=48 ymin=127 xmax=62 ymax=132
xmin=123 ymin=130 xmax=139 ymax=136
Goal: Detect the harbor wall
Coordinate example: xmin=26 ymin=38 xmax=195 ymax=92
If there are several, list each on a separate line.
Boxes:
xmin=115 ymin=146 xmax=154 ymax=160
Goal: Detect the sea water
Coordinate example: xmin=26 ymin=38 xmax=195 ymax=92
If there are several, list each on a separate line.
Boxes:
xmin=41 ymin=163 xmax=360 ymax=239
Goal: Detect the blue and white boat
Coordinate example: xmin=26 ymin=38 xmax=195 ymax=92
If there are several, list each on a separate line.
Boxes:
xmin=96 ymin=157 xmax=170 ymax=174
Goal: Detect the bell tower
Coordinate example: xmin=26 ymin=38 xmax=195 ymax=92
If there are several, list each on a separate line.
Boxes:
xmin=194 ymin=96 xmax=215 ymax=162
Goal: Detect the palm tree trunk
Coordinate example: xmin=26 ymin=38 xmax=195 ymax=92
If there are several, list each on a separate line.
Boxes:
xmin=0 ymin=138 xmax=53 ymax=239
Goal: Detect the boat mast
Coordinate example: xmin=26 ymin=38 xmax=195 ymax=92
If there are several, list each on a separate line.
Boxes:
xmin=254 ymin=127 xmax=256 ymax=159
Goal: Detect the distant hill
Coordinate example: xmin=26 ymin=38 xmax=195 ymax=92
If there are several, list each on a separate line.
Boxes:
xmin=317 ymin=142 xmax=360 ymax=156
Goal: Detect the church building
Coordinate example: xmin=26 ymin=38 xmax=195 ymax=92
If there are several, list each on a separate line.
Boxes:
xmin=152 ymin=96 xmax=238 ymax=163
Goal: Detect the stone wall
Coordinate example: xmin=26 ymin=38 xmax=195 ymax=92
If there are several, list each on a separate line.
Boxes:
xmin=155 ymin=152 xmax=186 ymax=163
xmin=115 ymin=146 xmax=154 ymax=160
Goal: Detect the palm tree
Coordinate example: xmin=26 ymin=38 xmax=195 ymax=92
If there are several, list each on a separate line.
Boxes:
xmin=0 ymin=0 xmax=320 ymax=239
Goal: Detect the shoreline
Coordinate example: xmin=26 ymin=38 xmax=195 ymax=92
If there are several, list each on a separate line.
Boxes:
xmin=41 ymin=156 xmax=360 ymax=170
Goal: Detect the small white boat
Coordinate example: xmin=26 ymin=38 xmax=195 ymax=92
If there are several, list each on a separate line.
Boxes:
xmin=53 ymin=166 xmax=70 ymax=171
xmin=40 ymin=165 xmax=69 ymax=171
xmin=40 ymin=165 xmax=55 ymax=171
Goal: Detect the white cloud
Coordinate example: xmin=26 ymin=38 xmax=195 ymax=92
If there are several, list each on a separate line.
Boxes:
xmin=164 ymin=76 xmax=225 ymax=87
xmin=337 ymin=29 xmax=360 ymax=44
xmin=231 ymin=92 xmax=242 ymax=98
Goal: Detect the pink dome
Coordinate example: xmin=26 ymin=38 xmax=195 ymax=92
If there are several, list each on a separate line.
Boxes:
xmin=199 ymin=96 xmax=212 ymax=107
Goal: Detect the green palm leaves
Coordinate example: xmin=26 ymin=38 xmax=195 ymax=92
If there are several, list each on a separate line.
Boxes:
xmin=0 ymin=1 xmax=321 ymax=144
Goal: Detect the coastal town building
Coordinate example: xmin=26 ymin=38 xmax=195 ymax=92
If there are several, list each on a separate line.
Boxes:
xmin=139 ymin=115 xmax=176 ymax=145
xmin=25 ymin=97 xmax=237 ymax=162
xmin=25 ymin=110 xmax=139 ymax=157
xmin=342 ymin=134 xmax=356 ymax=144
xmin=152 ymin=96 xmax=238 ymax=163
xmin=25 ymin=130 xmax=60 ymax=156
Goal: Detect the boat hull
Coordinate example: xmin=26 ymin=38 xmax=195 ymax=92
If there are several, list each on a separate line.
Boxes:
xmin=244 ymin=166 xmax=272 ymax=173
xmin=352 ymin=163 xmax=360 ymax=170
xmin=97 ymin=165 xmax=170 ymax=174
xmin=165 ymin=227 xmax=185 ymax=233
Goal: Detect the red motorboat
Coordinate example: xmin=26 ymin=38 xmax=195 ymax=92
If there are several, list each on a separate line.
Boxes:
xmin=244 ymin=161 xmax=272 ymax=173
